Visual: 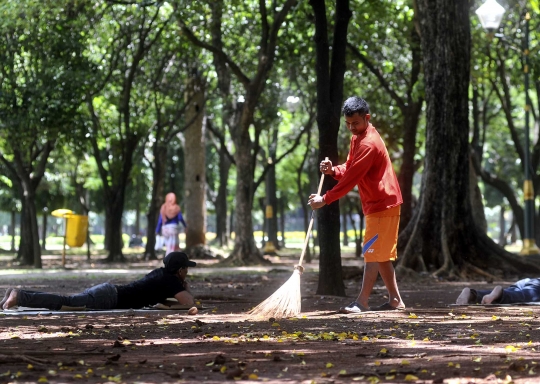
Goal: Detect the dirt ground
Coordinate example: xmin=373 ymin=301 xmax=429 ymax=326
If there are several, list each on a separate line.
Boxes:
xmin=1 ymin=252 xmax=540 ymax=384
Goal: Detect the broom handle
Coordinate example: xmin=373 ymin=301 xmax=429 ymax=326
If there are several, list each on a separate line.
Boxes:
xmin=297 ymin=157 xmax=328 ymax=267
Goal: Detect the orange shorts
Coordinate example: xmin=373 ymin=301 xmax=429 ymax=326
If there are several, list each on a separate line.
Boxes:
xmin=362 ymin=205 xmax=401 ymax=263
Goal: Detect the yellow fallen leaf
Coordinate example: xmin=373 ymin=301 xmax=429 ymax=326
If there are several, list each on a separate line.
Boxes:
xmin=27 ymin=364 xmax=34 ymax=370
xmin=448 ymin=362 xmax=454 ymax=367
xmin=248 ymin=373 xmax=258 ymax=379
xmin=212 ymin=336 xmax=220 ymax=341
xmin=380 ymin=348 xmax=387 ymax=354
xmin=374 ymin=361 xmax=381 ymax=366
xmin=326 ymin=362 xmax=334 ymax=368
xmin=505 ymin=345 xmax=518 ymax=352
xmin=220 ymin=366 xmax=227 ymax=373
xmin=339 ymin=370 xmax=347 ymax=375
xmin=455 ymin=363 xmax=461 ymax=368
xmin=472 ymin=357 xmax=482 ymax=362
xmin=272 ymin=322 xmax=280 ymax=327
xmin=405 ymin=374 xmax=419 ymax=381
xmin=73 ymin=374 xmax=83 ymax=379
xmin=386 ymin=375 xmax=395 ymax=380
xmin=401 ymin=360 xmax=410 ymax=365
xmin=38 ymin=378 xmax=48 ymax=383
xmin=408 ymin=313 xmax=418 ymax=319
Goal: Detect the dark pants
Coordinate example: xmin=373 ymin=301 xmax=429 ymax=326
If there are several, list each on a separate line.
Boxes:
xmin=472 ymin=278 xmax=540 ymax=304
xmin=17 ymin=283 xmax=118 ymax=310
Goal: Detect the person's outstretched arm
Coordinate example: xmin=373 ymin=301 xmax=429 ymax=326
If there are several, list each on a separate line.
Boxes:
xmin=156 ymin=215 xmax=163 ymax=234
xmin=174 ymin=290 xmax=195 ymax=306
xmin=177 ymin=212 xmax=187 ymax=228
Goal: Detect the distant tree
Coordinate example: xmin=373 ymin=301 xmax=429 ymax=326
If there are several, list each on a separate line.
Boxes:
xmin=85 ymin=2 xmax=174 ymax=261
xmin=0 ymin=0 xmax=93 ymax=267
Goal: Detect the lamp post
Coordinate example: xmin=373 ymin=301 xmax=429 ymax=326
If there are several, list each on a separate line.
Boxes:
xmin=476 ymin=0 xmax=540 ymax=255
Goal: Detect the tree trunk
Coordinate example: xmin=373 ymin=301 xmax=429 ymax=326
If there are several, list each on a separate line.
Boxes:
xmin=184 ymin=72 xmax=207 ymax=248
xmin=41 ymin=211 xmax=47 ymax=251
xmin=469 ymin=154 xmax=487 ymax=232
xmin=310 ymin=0 xmax=350 ymax=296
xmin=398 ymin=0 xmax=540 ymax=277
xmin=226 ymin=135 xmax=268 ymax=265
xmin=264 ymin=156 xmax=279 ymax=252
xmin=214 ymin=146 xmax=231 ymax=247
xmin=104 ymin=196 xmax=126 ymax=262
xmin=21 ymin=191 xmax=41 ymax=268
xmin=341 ymin=199 xmax=348 ymax=246
xmin=134 ymin=187 xmax=140 ymax=236
xmin=499 ymin=205 xmax=506 ymax=246
xmin=398 ymin=103 xmax=422 ymax=231
xmin=10 ymin=210 xmax=16 ymax=252
xmin=279 ymin=196 xmax=286 ymax=248
xmin=144 ymin=143 xmax=167 ymax=260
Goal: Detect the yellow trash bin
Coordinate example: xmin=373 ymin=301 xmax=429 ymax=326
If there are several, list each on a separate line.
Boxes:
xmin=65 ymin=214 xmax=88 ymax=247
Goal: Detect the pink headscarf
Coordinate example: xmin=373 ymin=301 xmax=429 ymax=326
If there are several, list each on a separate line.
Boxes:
xmin=160 ymin=193 xmax=181 ymax=222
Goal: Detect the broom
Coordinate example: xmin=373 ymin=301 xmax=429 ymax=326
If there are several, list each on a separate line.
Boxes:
xmin=248 ymin=161 xmax=327 ymax=319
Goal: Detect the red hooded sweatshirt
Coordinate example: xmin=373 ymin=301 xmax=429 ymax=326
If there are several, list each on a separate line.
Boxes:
xmin=323 ymin=124 xmax=402 ymax=215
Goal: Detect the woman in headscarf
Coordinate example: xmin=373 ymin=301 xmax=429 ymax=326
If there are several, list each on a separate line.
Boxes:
xmin=156 ymin=193 xmax=187 ymax=255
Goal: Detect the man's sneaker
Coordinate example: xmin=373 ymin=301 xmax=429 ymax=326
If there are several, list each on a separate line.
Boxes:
xmin=339 ymin=301 xmax=368 ymax=314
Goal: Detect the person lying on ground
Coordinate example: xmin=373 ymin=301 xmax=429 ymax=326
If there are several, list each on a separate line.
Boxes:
xmin=456 ymin=277 xmax=540 ymax=305
xmin=1 ymin=252 xmax=197 ymax=311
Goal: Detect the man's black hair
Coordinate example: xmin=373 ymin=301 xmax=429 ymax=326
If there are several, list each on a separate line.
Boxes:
xmin=342 ymin=96 xmax=370 ymax=116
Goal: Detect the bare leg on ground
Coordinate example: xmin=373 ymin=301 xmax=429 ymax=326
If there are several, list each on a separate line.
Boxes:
xmin=0 ymin=288 xmax=13 ymax=309
xmin=2 ymin=289 xmax=18 ymax=310
xmin=456 ymin=287 xmax=472 ymax=305
xmin=481 ymin=286 xmax=503 ymax=304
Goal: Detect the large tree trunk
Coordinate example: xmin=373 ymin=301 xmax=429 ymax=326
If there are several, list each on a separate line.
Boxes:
xmin=310 ymin=0 xmax=350 ymax=296
xmin=398 ymin=0 xmax=540 ymax=277
xmin=144 ymin=143 xmax=167 ymax=260
xmin=184 ymin=72 xmax=207 ymax=248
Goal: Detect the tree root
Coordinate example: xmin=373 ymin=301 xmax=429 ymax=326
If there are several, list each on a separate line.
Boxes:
xmin=0 ymin=354 xmax=50 ymax=365
xmin=460 ymin=262 xmax=499 ymax=281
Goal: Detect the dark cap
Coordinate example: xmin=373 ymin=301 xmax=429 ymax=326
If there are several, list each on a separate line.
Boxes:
xmin=163 ymin=252 xmax=196 ymax=273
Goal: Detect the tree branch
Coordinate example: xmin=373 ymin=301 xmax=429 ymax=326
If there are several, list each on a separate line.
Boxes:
xmin=206 ymin=119 xmax=235 ymax=165
xmin=178 ymin=21 xmax=250 ymax=87
xmin=347 ymin=42 xmax=406 ymax=111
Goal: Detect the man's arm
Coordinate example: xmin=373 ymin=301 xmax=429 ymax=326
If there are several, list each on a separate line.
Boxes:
xmin=174 ymin=290 xmax=195 ymax=306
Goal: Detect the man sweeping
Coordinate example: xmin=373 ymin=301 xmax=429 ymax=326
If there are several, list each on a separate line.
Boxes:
xmin=1 ymin=252 xmax=197 ymax=312
xmin=308 ymin=96 xmax=405 ymax=313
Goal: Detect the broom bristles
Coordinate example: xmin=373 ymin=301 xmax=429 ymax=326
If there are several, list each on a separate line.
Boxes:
xmin=247 ymin=269 xmax=302 ymax=319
